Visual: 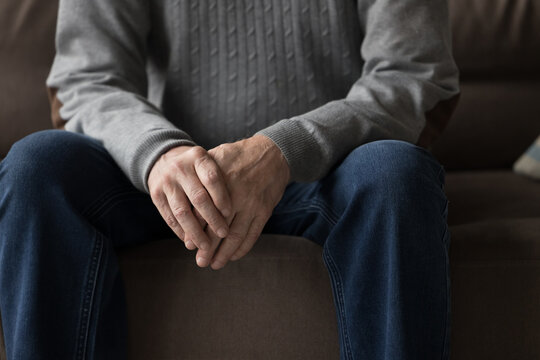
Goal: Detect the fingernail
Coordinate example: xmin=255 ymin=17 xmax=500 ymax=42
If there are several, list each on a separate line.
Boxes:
xmin=196 ymin=256 xmax=206 ymax=267
xmin=217 ymin=227 xmax=228 ymax=238
xmin=230 ymin=254 xmax=238 ymax=261
xmin=185 ymin=240 xmax=192 ymax=249
xmin=200 ymin=241 xmax=209 ymax=251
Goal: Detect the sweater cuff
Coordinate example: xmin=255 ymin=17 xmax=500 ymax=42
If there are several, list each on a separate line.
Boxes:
xmin=256 ymin=119 xmax=323 ymax=182
xmin=133 ymin=129 xmax=197 ymax=193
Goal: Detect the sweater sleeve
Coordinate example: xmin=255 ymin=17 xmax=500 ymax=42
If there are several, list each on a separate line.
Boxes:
xmin=257 ymin=0 xmax=460 ymax=183
xmin=46 ymin=0 xmax=196 ymax=193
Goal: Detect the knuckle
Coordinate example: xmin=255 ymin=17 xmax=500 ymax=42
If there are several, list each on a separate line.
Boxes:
xmin=172 ymin=206 xmax=190 ymax=219
xmin=205 ymin=169 xmax=219 ymax=184
xmin=209 ymin=145 xmax=225 ymax=160
xmin=149 ymin=188 xmax=160 ymax=200
xmin=194 ymin=153 xmax=210 ymax=167
xmin=190 ymin=189 xmax=209 ymax=206
xmin=174 ymin=163 xmax=189 ymax=176
xmin=164 ymin=214 xmax=179 ymax=229
xmin=206 ymin=215 xmax=223 ymax=229
xmin=191 ymin=146 xmax=206 ymax=158
xmin=226 ymin=231 xmax=244 ymax=244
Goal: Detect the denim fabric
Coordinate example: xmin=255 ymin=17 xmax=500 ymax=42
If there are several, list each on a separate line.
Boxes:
xmin=265 ymin=140 xmax=451 ymax=360
xmin=0 ymin=130 xmax=450 ymax=359
xmin=0 ymin=130 xmax=173 ymax=359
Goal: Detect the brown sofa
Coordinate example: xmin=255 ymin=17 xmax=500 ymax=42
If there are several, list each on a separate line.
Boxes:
xmin=1 ymin=0 xmax=540 ymax=359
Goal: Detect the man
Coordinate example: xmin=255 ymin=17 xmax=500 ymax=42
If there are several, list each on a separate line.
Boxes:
xmin=0 ymin=0 xmax=459 ymax=358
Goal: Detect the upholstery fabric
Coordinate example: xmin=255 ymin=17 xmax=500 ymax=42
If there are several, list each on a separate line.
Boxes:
xmin=445 ymin=171 xmax=540 ymax=225
xmin=431 ymin=82 xmax=540 ymax=170
xmin=450 ymin=0 xmax=540 ymax=78
xmin=450 ymin=219 xmax=540 ymax=360
xmin=119 ymin=236 xmax=340 ymax=360
xmin=0 ymin=0 xmax=56 ymax=158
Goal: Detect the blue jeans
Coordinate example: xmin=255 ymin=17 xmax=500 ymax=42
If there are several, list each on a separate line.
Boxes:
xmin=0 ymin=130 xmax=450 ymax=359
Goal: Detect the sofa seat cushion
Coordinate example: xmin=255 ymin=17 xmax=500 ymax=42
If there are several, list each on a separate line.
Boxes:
xmin=118 ymin=235 xmax=340 ymax=360
xmin=449 ymin=218 xmax=540 ymax=359
xmin=117 ymin=215 xmax=540 ymax=360
xmin=445 ymin=170 xmax=540 ymax=226
xmin=450 ymin=218 xmax=540 ymax=262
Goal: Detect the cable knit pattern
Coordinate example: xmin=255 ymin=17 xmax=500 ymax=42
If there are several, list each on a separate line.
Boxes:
xmin=163 ymin=0 xmax=358 ymax=146
xmin=47 ymin=0 xmax=459 ymax=192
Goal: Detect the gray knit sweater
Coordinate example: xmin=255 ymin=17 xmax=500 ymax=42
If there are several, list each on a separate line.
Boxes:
xmin=46 ymin=0 xmax=459 ymax=193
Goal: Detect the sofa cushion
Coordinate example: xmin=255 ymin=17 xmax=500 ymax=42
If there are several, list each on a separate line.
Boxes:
xmin=119 ymin=236 xmax=340 ymax=360
xmin=432 ymin=0 xmax=540 ymax=170
xmin=449 ymin=218 xmax=540 ymax=359
xmin=513 ymin=135 xmax=540 ymax=180
xmin=450 ymin=218 xmax=540 ymax=262
xmin=117 ymin=220 xmax=540 ymax=360
xmin=450 ymin=0 xmax=540 ymax=79
xmin=0 ymin=0 xmax=56 ymax=158
xmin=431 ymin=82 xmax=540 ymax=171
xmin=445 ymin=171 xmax=540 ymax=226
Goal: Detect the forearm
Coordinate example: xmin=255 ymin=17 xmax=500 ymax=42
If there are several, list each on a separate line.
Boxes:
xmin=46 ymin=0 xmax=196 ymax=193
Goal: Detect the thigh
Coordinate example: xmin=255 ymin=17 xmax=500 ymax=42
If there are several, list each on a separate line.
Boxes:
xmin=1 ymin=129 xmax=174 ymax=247
xmin=263 ymin=179 xmax=338 ymax=247
xmin=263 ymin=140 xmax=447 ymax=247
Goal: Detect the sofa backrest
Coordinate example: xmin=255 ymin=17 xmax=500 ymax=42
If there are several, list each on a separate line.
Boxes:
xmin=1 ymin=0 xmax=539 ymax=170
xmin=0 ymin=0 xmax=58 ymax=158
xmin=432 ymin=0 xmax=540 ymax=170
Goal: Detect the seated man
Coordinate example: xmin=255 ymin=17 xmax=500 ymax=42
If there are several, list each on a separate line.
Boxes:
xmin=0 ymin=0 xmax=459 ymax=358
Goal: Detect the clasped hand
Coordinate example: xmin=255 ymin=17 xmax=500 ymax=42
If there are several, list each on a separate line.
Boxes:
xmin=147 ymin=135 xmax=290 ymax=270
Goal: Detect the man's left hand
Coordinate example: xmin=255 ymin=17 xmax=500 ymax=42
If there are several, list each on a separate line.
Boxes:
xmin=193 ymin=135 xmax=290 ymax=269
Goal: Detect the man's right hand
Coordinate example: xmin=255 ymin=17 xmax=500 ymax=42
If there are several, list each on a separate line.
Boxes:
xmin=147 ymin=145 xmax=232 ymax=263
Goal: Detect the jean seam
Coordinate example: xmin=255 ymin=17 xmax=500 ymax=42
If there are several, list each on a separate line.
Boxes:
xmin=273 ymin=199 xmax=339 ymax=226
xmin=81 ymin=187 xmax=144 ymax=220
xmin=323 ymin=249 xmax=354 ymax=360
xmin=440 ymin=202 xmax=451 ymax=360
xmin=75 ymin=231 xmax=104 ymax=360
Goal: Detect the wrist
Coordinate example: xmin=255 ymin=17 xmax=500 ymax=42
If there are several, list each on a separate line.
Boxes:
xmin=251 ymin=134 xmax=291 ymax=184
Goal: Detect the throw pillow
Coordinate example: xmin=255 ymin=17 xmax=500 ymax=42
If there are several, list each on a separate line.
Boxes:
xmin=514 ymin=136 xmax=540 ymax=180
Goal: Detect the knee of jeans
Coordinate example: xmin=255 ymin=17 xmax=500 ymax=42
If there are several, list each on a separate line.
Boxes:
xmin=339 ymin=140 xmax=446 ymax=203
xmin=1 ymin=130 xmax=96 ymax=192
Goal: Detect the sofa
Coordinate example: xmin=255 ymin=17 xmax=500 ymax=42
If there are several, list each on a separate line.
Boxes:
xmin=1 ymin=0 xmax=539 ymax=358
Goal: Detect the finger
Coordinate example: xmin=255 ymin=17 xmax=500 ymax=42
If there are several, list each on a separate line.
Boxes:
xmin=230 ymin=215 xmax=267 ymax=261
xmin=195 ymin=212 xmax=234 ymax=267
xmin=150 ymin=190 xmax=185 ymax=241
xmin=185 ymin=240 xmax=197 ymax=250
xmin=195 ymin=227 xmax=223 ymax=267
xmin=194 ymin=155 xmax=233 ymax=218
xmin=177 ymin=168 xmax=229 ymax=239
xmin=165 ymin=184 xmax=211 ymax=251
xmin=196 ymin=210 xmax=235 ymax=266
xmin=211 ymin=212 xmax=252 ymax=270
xmin=193 ymin=208 xmax=207 ymax=228
xmin=186 ymin=208 xmax=206 ymax=250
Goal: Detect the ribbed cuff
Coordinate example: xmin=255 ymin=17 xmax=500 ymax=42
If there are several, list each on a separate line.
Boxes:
xmin=256 ymin=119 xmax=323 ymax=182
xmin=131 ymin=129 xmax=197 ymax=193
